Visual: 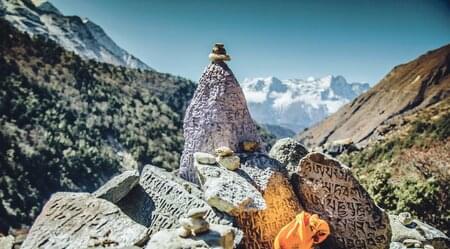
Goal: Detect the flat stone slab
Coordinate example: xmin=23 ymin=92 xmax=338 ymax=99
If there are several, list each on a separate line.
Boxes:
xmin=145 ymin=224 xmax=240 ymax=249
xmin=195 ymin=162 xmax=265 ymax=215
xmin=21 ymin=192 xmax=149 ymax=249
xmin=235 ymin=153 xmax=304 ymax=249
xmin=93 ymin=170 xmax=139 ymax=203
xmin=117 ymin=165 xmax=233 ymax=235
xmin=390 ymin=214 xmax=449 ymax=249
xmin=293 ymin=152 xmax=391 ymax=249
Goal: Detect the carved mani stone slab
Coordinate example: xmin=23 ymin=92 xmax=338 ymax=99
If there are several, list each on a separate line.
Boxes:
xmin=117 ymin=165 xmax=233 ymax=236
xmin=235 ymin=154 xmax=304 ymax=249
xmin=21 ymin=192 xmax=149 ymax=249
xmin=293 ymin=152 xmax=391 ymax=249
xmin=179 ymin=61 xmax=263 ymax=184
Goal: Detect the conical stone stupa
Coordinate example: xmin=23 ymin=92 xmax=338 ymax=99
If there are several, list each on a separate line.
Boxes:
xmin=179 ymin=44 xmax=263 ymax=183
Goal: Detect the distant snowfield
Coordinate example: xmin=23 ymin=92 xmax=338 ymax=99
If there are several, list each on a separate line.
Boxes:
xmin=241 ymin=75 xmax=370 ymax=133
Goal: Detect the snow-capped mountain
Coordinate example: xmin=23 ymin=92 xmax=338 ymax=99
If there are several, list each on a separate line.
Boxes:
xmin=242 ymin=75 xmax=370 ymax=132
xmin=0 ymin=0 xmax=151 ymax=70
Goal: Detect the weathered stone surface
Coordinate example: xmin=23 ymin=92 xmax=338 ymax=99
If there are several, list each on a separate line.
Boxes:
xmin=21 ymin=192 xmax=149 ymax=249
xmin=179 ymin=217 xmax=210 ymax=236
xmin=117 ymin=165 xmax=233 ymax=236
xmin=269 ymin=138 xmax=308 ymax=175
xmin=0 ymin=235 xmax=14 ymax=249
xmin=179 ymin=61 xmax=263 ymax=183
xmin=293 ymin=152 xmax=391 ymax=249
xmin=216 ymin=155 xmax=240 ymax=171
xmin=194 ymin=152 xmax=217 ymax=165
xmin=215 ymin=147 xmax=234 ymax=157
xmin=145 ymin=224 xmax=239 ymax=249
xmin=195 ymin=162 xmax=265 ymax=215
xmin=93 ymin=170 xmax=139 ymax=203
xmin=235 ymin=153 xmax=303 ymax=249
xmin=187 ymin=207 xmax=210 ymax=219
xmin=390 ymin=214 xmax=449 ymax=249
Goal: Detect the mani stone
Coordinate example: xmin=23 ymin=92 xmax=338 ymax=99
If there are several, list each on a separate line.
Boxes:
xmin=146 ymin=224 xmax=239 ymax=249
xmin=217 ymin=155 xmax=240 ymax=171
xmin=20 ymin=192 xmax=149 ymax=249
xmin=179 ymin=61 xmax=263 ymax=184
xmin=293 ymin=152 xmax=391 ymax=249
xmin=194 ymin=152 xmax=217 ymax=165
xmin=235 ymin=153 xmax=304 ymax=249
xmin=93 ymin=170 xmax=139 ymax=203
xmin=269 ymin=138 xmax=308 ymax=176
xmin=389 ymin=214 xmax=449 ymax=249
xmin=116 ymin=165 xmax=233 ymax=236
xmin=195 ymin=162 xmax=265 ymax=215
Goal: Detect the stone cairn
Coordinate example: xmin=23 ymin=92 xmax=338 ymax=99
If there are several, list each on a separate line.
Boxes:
xmin=179 ymin=43 xmax=263 ymax=184
xmin=18 ymin=43 xmax=449 ymax=249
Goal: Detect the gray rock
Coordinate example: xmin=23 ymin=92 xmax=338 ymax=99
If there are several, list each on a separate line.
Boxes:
xmin=117 ymin=165 xmax=233 ymax=236
xmin=390 ymin=242 xmax=406 ymax=249
xmin=21 ymin=192 xmax=149 ymax=249
xmin=268 ymin=138 xmax=308 ymax=175
xmin=234 ymin=153 xmax=304 ymax=249
xmin=293 ymin=152 xmax=391 ymax=249
xmin=93 ymin=170 xmax=139 ymax=203
xmin=145 ymin=224 xmax=239 ymax=249
xmin=398 ymin=212 xmax=413 ymax=226
xmin=187 ymin=207 xmax=209 ymax=219
xmin=215 ymin=147 xmax=234 ymax=157
xmin=390 ymin=214 xmax=449 ymax=249
xmin=194 ymin=152 xmax=217 ymax=165
xmin=216 ymin=155 xmax=240 ymax=171
xmin=195 ymin=162 xmax=265 ymax=215
xmin=0 ymin=235 xmax=14 ymax=249
xmin=179 ymin=61 xmax=263 ymax=184
xmin=179 ymin=217 xmax=210 ymax=236
xmin=402 ymin=239 xmax=422 ymax=248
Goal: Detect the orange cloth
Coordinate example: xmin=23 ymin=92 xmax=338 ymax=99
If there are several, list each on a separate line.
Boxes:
xmin=274 ymin=211 xmax=330 ymax=249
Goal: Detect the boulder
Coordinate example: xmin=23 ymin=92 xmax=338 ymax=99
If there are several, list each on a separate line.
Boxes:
xmin=179 ymin=60 xmax=263 ymax=184
xmin=216 ymin=155 xmax=240 ymax=171
xmin=145 ymin=224 xmax=239 ymax=249
xmin=0 ymin=235 xmax=14 ymax=249
xmin=194 ymin=152 xmax=217 ymax=165
xmin=20 ymin=193 xmax=149 ymax=249
xmin=117 ymin=165 xmax=233 ymax=236
xmin=390 ymin=214 xmax=449 ymax=249
xmin=195 ymin=162 xmax=265 ymax=214
xmin=235 ymin=153 xmax=304 ymax=249
xmin=292 ymin=152 xmax=391 ymax=249
xmin=93 ymin=170 xmax=139 ymax=203
xmin=269 ymin=138 xmax=308 ymax=175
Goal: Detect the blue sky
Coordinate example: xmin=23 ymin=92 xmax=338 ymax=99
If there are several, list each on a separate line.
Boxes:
xmin=50 ymin=0 xmax=450 ymax=84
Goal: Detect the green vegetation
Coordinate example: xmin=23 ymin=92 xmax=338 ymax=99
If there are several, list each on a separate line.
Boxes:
xmin=0 ymin=20 xmax=196 ymax=231
xmin=340 ymin=102 xmax=450 ymax=234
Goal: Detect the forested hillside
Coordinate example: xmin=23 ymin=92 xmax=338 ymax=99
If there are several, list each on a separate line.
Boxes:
xmin=0 ymin=19 xmax=196 ymax=231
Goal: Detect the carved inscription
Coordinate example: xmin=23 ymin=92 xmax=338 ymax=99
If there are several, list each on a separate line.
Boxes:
xmin=21 ymin=193 xmax=148 ymax=249
xmin=295 ymin=153 xmax=391 ymax=249
xmin=235 ymin=155 xmax=303 ymax=249
xmin=180 ymin=62 xmax=263 ymax=183
xmin=117 ymin=165 xmax=232 ymax=235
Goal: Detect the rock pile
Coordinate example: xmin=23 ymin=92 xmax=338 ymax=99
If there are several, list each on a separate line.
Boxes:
xmin=18 ymin=44 xmax=449 ymax=249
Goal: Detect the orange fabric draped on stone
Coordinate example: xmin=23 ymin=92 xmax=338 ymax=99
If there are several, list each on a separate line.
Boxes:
xmin=274 ymin=211 xmax=330 ymax=249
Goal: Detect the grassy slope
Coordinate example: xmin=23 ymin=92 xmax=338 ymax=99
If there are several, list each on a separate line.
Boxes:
xmin=339 ymin=98 xmax=450 ymax=234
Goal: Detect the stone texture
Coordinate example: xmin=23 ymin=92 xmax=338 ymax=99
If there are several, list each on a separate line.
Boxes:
xmin=117 ymin=165 xmax=233 ymax=236
xmin=179 ymin=217 xmax=210 ymax=236
xmin=179 ymin=61 xmax=263 ymax=183
xmin=20 ymin=192 xmax=149 ymax=249
xmin=195 ymin=162 xmax=265 ymax=215
xmin=215 ymin=147 xmax=234 ymax=157
xmin=0 ymin=235 xmax=14 ymax=249
xmin=293 ymin=152 xmax=391 ymax=249
xmin=216 ymin=155 xmax=240 ymax=171
xmin=390 ymin=214 xmax=449 ymax=249
xmin=93 ymin=170 xmax=139 ymax=203
xmin=194 ymin=152 xmax=217 ymax=165
xmin=145 ymin=224 xmax=239 ymax=249
xmin=235 ymin=153 xmax=304 ymax=249
xmin=269 ymin=138 xmax=308 ymax=175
